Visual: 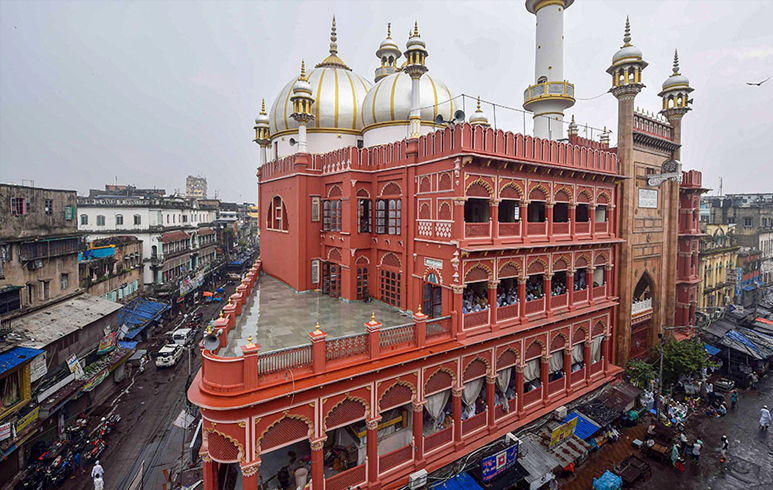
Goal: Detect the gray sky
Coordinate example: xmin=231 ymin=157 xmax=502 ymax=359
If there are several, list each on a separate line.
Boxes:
xmin=1 ymin=0 xmax=771 ymax=201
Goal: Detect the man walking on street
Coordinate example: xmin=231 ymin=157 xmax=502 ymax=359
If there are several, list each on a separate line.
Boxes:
xmin=720 ymin=435 xmax=729 ymax=462
xmin=91 ymin=460 xmax=104 ymax=480
xmin=761 ymin=405 xmax=771 ymax=430
xmin=692 ymin=439 xmax=703 ymax=463
xmin=730 ymin=389 xmax=738 ymax=409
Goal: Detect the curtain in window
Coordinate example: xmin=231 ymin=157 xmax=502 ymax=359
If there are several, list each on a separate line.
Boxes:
xmin=462 ymin=378 xmax=485 ymax=408
xmin=496 ymin=368 xmax=513 ymax=412
xmin=549 ymin=350 xmax=564 ymax=373
xmin=524 ymin=358 xmax=540 ymax=383
xmin=425 ymin=390 xmax=451 ymax=422
xmin=572 ymin=343 xmax=584 ymax=364
xmin=591 ymin=336 xmax=603 ymax=363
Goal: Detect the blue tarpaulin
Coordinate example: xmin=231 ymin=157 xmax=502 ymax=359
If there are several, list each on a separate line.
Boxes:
xmin=704 ymin=343 xmax=721 ymax=356
xmin=593 ymin=470 xmax=622 ymax=490
xmin=565 ymin=411 xmax=601 ymax=441
xmin=119 ymin=298 xmax=169 ymax=339
xmin=431 ymin=472 xmax=484 ymax=490
xmin=743 ymin=284 xmax=757 ymax=291
xmin=0 ymin=346 xmax=44 ymax=375
xmin=118 ymin=341 xmax=138 ymax=350
xmin=79 ymin=247 xmax=116 ymax=261
xmin=725 ymin=330 xmax=762 ymax=355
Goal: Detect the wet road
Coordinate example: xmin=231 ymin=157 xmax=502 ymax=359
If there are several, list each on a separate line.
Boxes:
xmin=645 ymin=374 xmax=773 ymax=490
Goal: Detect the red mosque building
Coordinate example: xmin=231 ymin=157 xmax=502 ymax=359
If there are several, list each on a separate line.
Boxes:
xmin=188 ymin=2 xmax=704 ymax=489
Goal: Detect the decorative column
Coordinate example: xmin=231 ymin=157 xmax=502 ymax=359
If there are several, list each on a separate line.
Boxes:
xmin=605 ymin=264 xmax=614 ymax=301
xmin=404 ymin=23 xmax=428 ymax=139
xmin=563 ymin=347 xmax=573 ymax=396
xmin=253 ymin=98 xmax=271 ymax=169
xmin=584 ymin=337 xmax=592 ymax=385
xmin=546 ymin=202 xmax=554 ymax=240
xmin=202 ymin=454 xmax=218 ymax=490
xmin=589 ymin=205 xmax=597 ymax=240
xmin=452 ymin=386 xmax=463 ymax=448
xmin=229 ymin=292 xmax=243 ymax=315
xmin=544 ymin=273 xmax=553 ymax=318
xmin=587 ymin=267 xmax=596 ymax=306
xmin=490 ymin=199 xmax=500 ymax=240
xmin=568 ymin=203 xmax=576 ymax=239
xmin=289 ymin=61 xmax=315 ymax=153
xmin=366 ymin=417 xmax=381 ymax=486
xmin=488 ymin=280 xmax=499 ymax=329
xmin=540 ymin=354 xmax=550 ymax=406
xmin=452 ymin=198 xmax=466 ymax=240
xmin=310 ymin=323 xmax=327 ymax=373
xmin=603 ymin=333 xmax=613 ymax=375
xmin=240 ymin=459 xmax=261 ymax=490
xmin=241 ymin=337 xmax=260 ymax=391
xmin=412 ymin=400 xmax=425 ymax=465
xmin=518 ymin=277 xmax=528 ymax=323
xmin=520 ymin=202 xmax=530 ymax=242
xmin=413 ymin=307 xmax=428 ymax=348
xmin=515 ymin=365 xmax=525 ymax=417
xmin=486 ymin=374 xmax=497 ymax=431
xmin=450 ymin=284 xmax=464 ymax=339
xmin=366 ymin=313 xmax=382 ymax=359
xmin=566 ymin=268 xmax=575 ymax=311
xmin=310 ymin=436 xmax=326 ymax=490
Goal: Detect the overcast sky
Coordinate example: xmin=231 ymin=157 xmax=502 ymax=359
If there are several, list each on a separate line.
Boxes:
xmin=1 ymin=0 xmax=771 ymax=201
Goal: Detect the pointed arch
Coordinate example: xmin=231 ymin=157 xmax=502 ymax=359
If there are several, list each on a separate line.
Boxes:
xmin=259 ymin=413 xmax=314 ymax=453
xmin=464 ymin=264 xmax=492 ymax=283
xmin=324 ymin=396 xmax=369 ymax=430
xmin=378 ymin=380 xmax=417 ymax=412
xmin=327 ymin=184 xmax=343 ymax=198
xmin=463 ymin=356 xmax=490 ymax=382
xmin=424 ymin=367 xmax=455 ymax=395
xmin=380 ymin=252 xmax=401 ymax=269
xmin=380 ymin=181 xmax=402 ymax=196
xmin=525 ymin=338 xmax=546 ymax=359
xmin=496 ymin=348 xmax=520 ymax=370
xmin=466 ymin=178 xmax=493 ymax=198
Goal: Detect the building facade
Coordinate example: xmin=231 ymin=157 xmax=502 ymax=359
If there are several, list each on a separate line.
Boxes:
xmin=759 ymin=230 xmax=773 ymax=286
xmin=674 ymin=171 xmax=707 ymax=335
xmin=698 ymin=224 xmax=740 ymax=310
xmin=79 ymin=236 xmax=144 ymax=303
xmin=187 ymin=175 xmax=208 ymax=200
xmin=736 ymin=248 xmax=762 ymax=307
xmin=705 ymin=193 xmax=773 ymax=249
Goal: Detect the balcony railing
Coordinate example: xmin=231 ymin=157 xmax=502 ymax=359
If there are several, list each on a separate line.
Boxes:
xmin=465 ymin=222 xmax=490 ymax=238
xmin=380 ymin=323 xmax=416 ymax=350
xmin=524 ymin=297 xmax=545 ymax=315
xmin=464 ymin=310 xmax=489 ymax=329
xmin=527 ymin=221 xmax=547 ymax=236
xmin=551 ymin=293 xmax=568 ymax=310
xmin=462 ymin=411 xmax=487 ymax=435
xmin=424 ymin=426 xmax=452 ymax=453
xmin=523 ymin=81 xmax=575 ymax=105
xmin=571 ymin=369 xmax=585 ymax=385
xmin=498 ymin=303 xmax=519 ymax=321
xmin=548 ymin=378 xmax=565 ymax=396
xmin=498 ymin=222 xmax=521 ymax=237
xmin=379 ymin=445 xmax=412 ymax=474
xmin=326 ymin=332 xmax=369 ymax=361
xmin=594 ymin=221 xmax=609 ymax=234
xmin=631 ymin=298 xmax=653 ymax=316
xmin=593 ymin=285 xmax=606 ymax=299
xmin=523 ymin=388 xmax=541 ymax=406
xmin=573 ymin=289 xmax=588 ymax=304
xmin=575 ymin=221 xmax=590 ymax=235
xmin=326 ymin=464 xmax=366 ymax=490
xmin=553 ymin=222 xmax=570 ymax=235
xmin=495 ymin=398 xmax=517 ymax=419
xmin=258 ymin=344 xmax=312 ymax=375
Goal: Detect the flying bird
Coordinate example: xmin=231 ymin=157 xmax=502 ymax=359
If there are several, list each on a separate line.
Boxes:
xmin=747 ymin=77 xmax=770 ymax=86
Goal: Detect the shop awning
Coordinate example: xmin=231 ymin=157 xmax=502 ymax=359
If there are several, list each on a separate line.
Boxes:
xmin=0 ymin=347 xmax=44 ymax=376
xmin=119 ymin=298 xmax=169 ymax=339
xmin=431 ymin=472 xmax=484 ymax=490
xmin=516 ymin=437 xmax=560 ymax=487
xmin=704 ymin=343 xmax=721 ymax=356
xmin=118 ymin=341 xmax=138 ymax=350
xmin=162 ymin=230 xmax=190 ymax=243
xmin=743 ymin=284 xmax=757 ymax=291
xmin=720 ymin=330 xmax=764 ymax=360
xmin=565 ymin=412 xmax=601 ymax=441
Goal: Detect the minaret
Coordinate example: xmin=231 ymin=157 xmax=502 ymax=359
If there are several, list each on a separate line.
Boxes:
xmin=403 ymin=22 xmax=428 ymax=139
xmin=290 ymin=60 xmax=315 ymax=153
xmin=659 ymin=49 xmax=693 ymax=159
xmin=607 ymin=16 xmax=647 ymax=366
xmin=469 ymin=96 xmax=491 ymax=127
xmin=374 ymin=23 xmax=402 ymax=83
xmin=253 ymin=98 xmax=271 ymax=166
xmin=523 ymin=0 xmax=576 ymax=140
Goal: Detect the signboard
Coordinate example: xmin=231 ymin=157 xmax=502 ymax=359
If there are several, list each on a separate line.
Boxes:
xmin=81 ymin=369 xmax=109 ymax=392
xmin=481 ymin=442 xmax=519 ymax=482
xmin=64 ymin=206 xmax=74 ymax=221
xmin=66 ymin=354 xmax=84 ymax=379
xmin=15 ymin=407 xmax=40 ymax=433
xmin=30 ymin=352 xmax=47 ymax=383
xmin=549 ymin=417 xmax=578 ymax=449
xmin=38 ymin=373 xmax=75 ymax=403
xmin=424 ymin=257 xmax=443 ymax=269
xmin=726 ymin=268 xmax=737 ymax=284
xmin=97 ymin=332 xmax=117 ymax=355
xmin=0 ymin=423 xmax=12 ymax=441
xmin=638 ymin=189 xmax=658 ymax=209
xmin=180 ymin=272 xmax=205 ymax=298
xmin=735 ymin=267 xmax=743 ymax=296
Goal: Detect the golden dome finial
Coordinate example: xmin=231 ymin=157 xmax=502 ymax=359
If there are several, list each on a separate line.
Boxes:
xmin=298 ymin=59 xmax=307 ymax=81
xmin=247 ymin=334 xmax=254 ymax=346
xmin=476 ymin=95 xmax=482 ymax=111
xmin=315 ymin=321 xmax=321 ymax=332
xmin=387 ymin=23 xmax=392 ymax=39
xmin=622 ymin=16 xmax=632 ymax=47
xmin=413 ymin=21 xmax=420 ymax=38
xmin=371 ymin=312 xmax=376 ymax=322
xmin=260 ymin=98 xmax=267 ymax=115
xmin=206 ymin=324 xmax=213 ymax=335
xmin=417 ymin=304 xmax=423 ymax=314
xmin=329 ymin=16 xmax=338 ymax=55
xmin=219 ymin=310 xmax=224 ymax=319
xmin=672 ymin=49 xmax=680 ymax=75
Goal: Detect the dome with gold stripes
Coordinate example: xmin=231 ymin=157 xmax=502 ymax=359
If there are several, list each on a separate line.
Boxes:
xmin=269 ymin=18 xmax=372 ymax=137
xmin=361 ymin=71 xmax=454 ymax=130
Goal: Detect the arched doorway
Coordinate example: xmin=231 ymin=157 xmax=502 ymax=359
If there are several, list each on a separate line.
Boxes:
xmin=423 ymin=272 xmax=442 ymax=318
xmin=631 ymin=273 xmax=655 ymax=359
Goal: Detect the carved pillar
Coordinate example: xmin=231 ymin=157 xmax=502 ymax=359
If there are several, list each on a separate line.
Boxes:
xmin=520 ymin=201 xmax=530 ymax=242
xmin=491 ymin=199 xmax=500 ymax=240
xmin=566 ymin=268 xmax=575 ymax=312
xmin=486 ymin=374 xmax=497 ymax=430
xmin=412 ymin=401 xmax=425 ymax=465
xmin=546 ymin=202 xmax=554 ymax=240
xmin=240 ymin=459 xmax=261 ymax=490
xmin=452 ymin=198 xmax=466 ymax=240
xmin=584 ymin=338 xmax=592 ymax=385
xmin=589 ymin=205 xmax=597 ymax=240
xmin=563 ymin=348 xmax=573 ymax=396
xmin=202 ymin=455 xmax=218 ymax=490
xmin=605 ymin=265 xmax=614 ymax=301
xmin=518 ymin=277 xmax=528 ymax=323
xmin=603 ymin=333 xmax=613 ymax=375
xmin=366 ymin=314 xmax=382 ymax=359
xmin=540 ymin=355 xmax=550 ymax=406
xmin=587 ymin=267 xmax=596 ymax=306
xmin=451 ymin=284 xmax=464 ymax=338
xmin=413 ymin=308 xmax=428 ymax=348
xmin=366 ymin=417 xmax=381 ymax=485
xmin=488 ymin=280 xmax=499 ymax=328
xmin=309 ymin=326 xmax=327 ymax=373
xmin=310 ymin=436 xmax=326 ymax=490
xmin=544 ymin=273 xmax=553 ymax=318
xmin=452 ymin=386 xmax=463 ymax=448
xmin=568 ymin=203 xmax=576 ymax=239
xmin=515 ymin=365 xmax=525 ymax=416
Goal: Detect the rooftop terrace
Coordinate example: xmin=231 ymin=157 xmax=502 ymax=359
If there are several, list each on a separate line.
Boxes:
xmin=223 ymin=275 xmax=409 ymax=356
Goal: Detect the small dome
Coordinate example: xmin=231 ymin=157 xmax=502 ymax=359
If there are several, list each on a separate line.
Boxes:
xmin=255 ymin=99 xmax=269 ymax=126
xmin=608 ymin=17 xmax=647 ymax=71
xmin=469 ymin=97 xmax=490 ymax=126
xmin=377 ymin=23 xmax=401 ymax=59
xmin=612 ymin=45 xmax=643 ymax=64
xmin=361 ymin=71 xmax=454 ymax=129
xmin=292 ymin=61 xmax=313 ymax=96
xmin=662 ymin=50 xmax=690 ymax=90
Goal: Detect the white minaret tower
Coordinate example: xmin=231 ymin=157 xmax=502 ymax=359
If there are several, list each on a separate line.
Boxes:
xmin=523 ymin=0 xmax=576 ymax=140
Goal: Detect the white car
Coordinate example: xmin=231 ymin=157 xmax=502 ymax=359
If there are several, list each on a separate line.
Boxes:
xmin=156 ymin=344 xmax=183 ymax=368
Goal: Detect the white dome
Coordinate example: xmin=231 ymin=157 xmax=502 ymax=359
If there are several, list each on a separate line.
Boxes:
xmin=612 ymin=45 xmax=643 ymax=65
xmin=361 ymin=72 xmax=454 ymax=129
xmin=662 ymin=73 xmax=689 ymax=90
xmin=269 ymin=66 xmax=372 ymax=136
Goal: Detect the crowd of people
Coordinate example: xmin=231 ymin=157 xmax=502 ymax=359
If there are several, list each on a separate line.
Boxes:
xmin=462 ymin=288 xmax=490 ymax=313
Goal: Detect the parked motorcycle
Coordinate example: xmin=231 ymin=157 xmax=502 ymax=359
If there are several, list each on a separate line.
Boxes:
xmin=83 ymin=438 xmax=106 ymax=463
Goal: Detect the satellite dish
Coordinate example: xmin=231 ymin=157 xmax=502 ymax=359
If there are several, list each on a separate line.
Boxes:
xmin=289 ymin=138 xmax=297 ymax=146
xmin=203 ymin=329 xmax=221 ymax=351
xmin=453 ymin=110 xmax=466 ymax=123
xmin=434 ymin=114 xmax=445 ymax=126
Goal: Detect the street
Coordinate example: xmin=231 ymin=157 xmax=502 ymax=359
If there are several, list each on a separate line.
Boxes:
xmin=59 ymin=284 xmax=234 ymax=490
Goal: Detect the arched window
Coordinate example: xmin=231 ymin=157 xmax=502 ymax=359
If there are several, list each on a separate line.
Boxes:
xmin=267 ymin=196 xmax=289 ymax=231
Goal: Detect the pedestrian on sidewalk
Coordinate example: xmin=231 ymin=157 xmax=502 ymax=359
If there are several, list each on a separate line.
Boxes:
xmin=692 ymin=439 xmax=703 ymax=463
xmin=139 ymin=355 xmax=147 ymax=374
xmin=750 ymin=372 xmax=759 ymax=390
xmin=705 ymin=381 xmax=714 ymax=404
xmin=679 ymin=431 xmax=688 ymax=454
xmin=93 ymin=475 xmax=104 ymax=490
xmin=720 ymin=435 xmax=729 ymax=462
xmin=91 ymin=460 xmax=104 ymax=480
xmin=761 ymin=405 xmax=771 ymax=431
xmin=730 ymin=389 xmax=738 ymax=409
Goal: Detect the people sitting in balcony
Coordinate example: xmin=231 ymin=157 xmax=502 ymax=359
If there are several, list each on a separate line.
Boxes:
xmin=571 ymin=361 xmax=584 ymax=372
xmin=574 ymin=270 xmax=587 ymax=291
xmin=525 ymin=282 xmax=543 ymax=302
xmin=461 ymin=404 xmax=475 ymax=420
xmin=549 ymin=370 xmax=565 ymax=381
xmin=551 ymin=282 xmax=567 ymax=296
xmin=495 ymin=289 xmax=519 ymax=307
xmin=525 ymin=378 xmax=541 ymax=392
xmin=463 ymin=289 xmax=489 ymax=313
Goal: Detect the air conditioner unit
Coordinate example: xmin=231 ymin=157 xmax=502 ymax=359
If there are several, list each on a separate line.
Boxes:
xmin=408 ymin=469 xmax=427 ymax=489
xmin=554 ymin=405 xmax=568 ymax=420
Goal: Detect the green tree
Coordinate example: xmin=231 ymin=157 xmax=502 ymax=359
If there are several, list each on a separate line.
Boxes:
xmin=651 ymin=339 xmax=713 ymax=390
xmin=625 ymin=359 xmax=656 ymax=388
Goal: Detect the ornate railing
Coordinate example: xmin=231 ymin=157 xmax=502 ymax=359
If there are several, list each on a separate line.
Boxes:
xmin=631 ymin=298 xmax=652 ymax=316
xmin=575 ymin=221 xmax=590 ymax=235
xmin=571 ymin=369 xmax=585 ymax=385
xmin=495 ymin=398 xmax=517 ymax=419
xmin=523 ymin=388 xmax=542 ymax=406
xmin=590 ymin=362 xmax=603 ymax=376
xmin=498 ymin=222 xmax=521 ymax=237
xmin=424 ymin=426 xmax=453 ymax=453
xmin=548 ymin=378 xmax=565 ymax=396
xmin=525 ymin=298 xmax=545 ymax=315
xmin=551 ymin=293 xmax=568 ymax=310
xmin=464 ymin=310 xmax=489 ymax=329
xmin=426 ymin=316 xmax=452 ymax=338
xmin=326 ymin=464 xmax=366 ymax=490
xmin=573 ymin=289 xmax=588 ymax=304
xmin=524 ymin=81 xmax=575 ymax=105
xmin=593 ymin=285 xmax=606 ymax=299
xmin=380 ymin=323 xmax=416 ymax=350
xmin=498 ymin=303 xmax=519 ymax=320
xmin=462 ymin=411 xmax=487 ymax=435
xmin=594 ymin=221 xmax=608 ymax=234
xmin=465 ymin=222 xmax=490 ymax=238
xmin=379 ymin=445 xmax=412 ymax=474
xmin=326 ymin=332 xmax=369 ymax=361
xmin=527 ymin=221 xmax=547 ymax=236
xmin=553 ymin=222 xmax=570 ymax=235
xmin=258 ymin=344 xmax=312 ymax=375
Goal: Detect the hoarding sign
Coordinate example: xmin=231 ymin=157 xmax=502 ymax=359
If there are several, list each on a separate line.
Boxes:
xmin=66 ymin=354 xmax=84 ymax=379
xmin=30 ymin=353 xmax=47 ymax=383
xmin=481 ymin=441 xmax=519 ymax=482
xmin=549 ymin=417 xmax=578 ymax=449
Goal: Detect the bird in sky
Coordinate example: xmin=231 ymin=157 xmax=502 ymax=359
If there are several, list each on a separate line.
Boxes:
xmin=746 ymin=77 xmax=770 ymax=86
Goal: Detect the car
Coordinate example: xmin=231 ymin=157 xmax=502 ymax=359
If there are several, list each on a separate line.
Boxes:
xmin=172 ymin=328 xmax=195 ymax=346
xmin=156 ymin=344 xmax=183 ymax=368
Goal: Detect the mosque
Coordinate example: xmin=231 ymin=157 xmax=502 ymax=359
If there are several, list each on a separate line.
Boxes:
xmin=188 ymin=2 xmax=705 ymax=489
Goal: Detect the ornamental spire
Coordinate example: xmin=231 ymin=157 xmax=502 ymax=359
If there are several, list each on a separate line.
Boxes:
xmin=387 ymin=22 xmax=392 ymax=39
xmin=329 ymin=16 xmax=338 ymax=55
xmin=623 ymin=16 xmax=632 ymax=47
xmin=260 ymin=98 xmax=266 ymax=115
xmin=476 ymin=95 xmax=482 ymax=111
xmin=298 ymin=59 xmax=307 ymax=81
xmin=412 ymin=21 xmax=420 ymax=38
xmin=672 ymin=49 xmax=680 ymax=75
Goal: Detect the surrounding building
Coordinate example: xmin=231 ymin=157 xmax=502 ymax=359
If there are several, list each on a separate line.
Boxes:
xmin=186 ymin=175 xmax=208 ymax=200
xmin=704 ymin=193 xmax=773 ymax=248
xmin=736 ymin=248 xmax=763 ymax=307
xmin=78 ymin=236 xmax=143 ymax=303
xmin=190 ymin=4 xmax=704 ymax=489
xmin=698 ymin=224 xmax=740 ymax=310
xmin=88 ymin=184 xmax=166 ymax=199
xmin=758 ymin=230 xmax=773 ymax=285
xmin=77 ymin=196 xmax=221 ymax=309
